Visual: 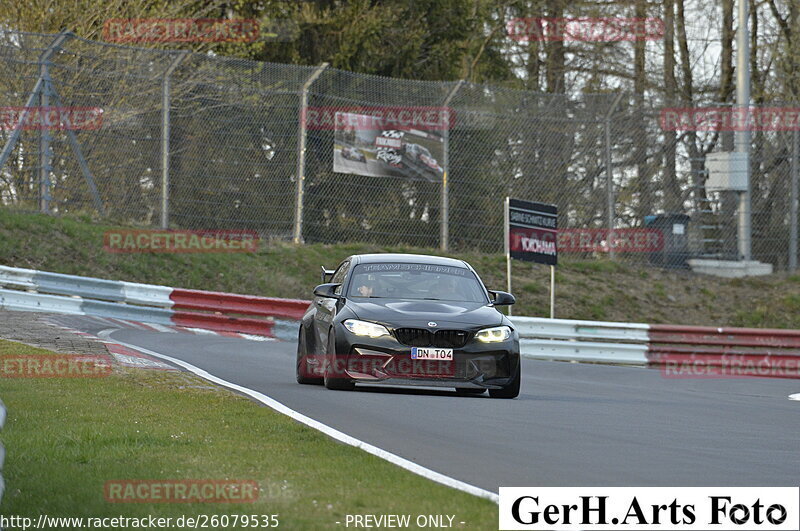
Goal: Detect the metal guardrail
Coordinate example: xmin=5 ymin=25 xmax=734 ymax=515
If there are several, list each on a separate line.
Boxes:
xmin=513 ymin=316 xmax=649 ymax=365
xmin=0 ymin=266 xmax=174 ymax=307
xmin=0 ymin=265 xmax=310 ymax=339
xmin=513 ymin=316 xmax=650 ymax=342
xmin=519 ymin=338 xmax=649 ymax=364
xmin=2 ymin=264 xmax=799 ymax=372
xmin=514 ymin=316 xmax=800 ymax=377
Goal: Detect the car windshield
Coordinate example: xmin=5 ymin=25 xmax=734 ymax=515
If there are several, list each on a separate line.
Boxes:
xmin=347 ymin=263 xmax=488 ymax=302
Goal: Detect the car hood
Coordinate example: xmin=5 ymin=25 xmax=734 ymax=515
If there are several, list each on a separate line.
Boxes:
xmin=346 ymin=298 xmax=503 ymax=329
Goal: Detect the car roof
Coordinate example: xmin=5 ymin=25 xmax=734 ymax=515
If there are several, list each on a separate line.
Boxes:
xmin=352 ymin=253 xmax=468 ymax=268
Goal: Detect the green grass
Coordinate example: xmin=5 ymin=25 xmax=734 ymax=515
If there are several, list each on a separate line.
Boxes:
xmin=731 ymin=294 xmax=800 ymax=328
xmin=5 ymin=207 xmax=800 ymax=328
xmin=652 ymin=282 xmax=667 ymax=299
xmin=0 ymin=340 xmax=496 ymax=528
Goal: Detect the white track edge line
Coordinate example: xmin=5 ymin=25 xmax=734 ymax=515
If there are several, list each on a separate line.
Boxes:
xmin=96 ymin=330 xmax=499 ymax=504
xmin=147 ymin=323 xmax=178 ymax=334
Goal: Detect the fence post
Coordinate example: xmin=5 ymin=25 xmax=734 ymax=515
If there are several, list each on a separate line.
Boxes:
xmin=0 ymin=32 xmax=69 ymax=197
xmin=293 ymin=63 xmax=329 ymax=244
xmin=48 ymin=85 xmax=105 ymax=215
xmin=604 ymin=92 xmax=624 ymax=259
xmin=160 ymin=51 xmax=188 ymax=230
xmin=791 ymin=129 xmax=798 ymax=272
xmin=39 ymin=62 xmax=52 ymax=213
xmin=440 ymin=80 xmax=464 ymax=252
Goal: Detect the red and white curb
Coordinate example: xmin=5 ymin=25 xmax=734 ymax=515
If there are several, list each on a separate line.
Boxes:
xmin=42 ymin=316 xmax=273 ymax=371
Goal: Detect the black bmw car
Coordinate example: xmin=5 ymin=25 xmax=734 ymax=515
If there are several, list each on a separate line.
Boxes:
xmin=296 ymin=253 xmax=521 ymax=398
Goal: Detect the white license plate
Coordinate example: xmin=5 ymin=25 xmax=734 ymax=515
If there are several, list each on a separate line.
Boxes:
xmin=411 ymin=347 xmax=453 ymax=360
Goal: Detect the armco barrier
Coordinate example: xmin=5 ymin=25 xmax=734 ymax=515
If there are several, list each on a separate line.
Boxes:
xmin=2 ymin=264 xmax=799 ymax=375
xmin=170 ymin=289 xmax=308 ymax=320
xmin=515 ymin=316 xmax=800 ymax=377
xmin=0 ymin=265 xmax=310 ymax=339
xmin=647 ymin=324 xmax=800 ymax=375
xmin=513 ymin=316 xmax=649 ymax=365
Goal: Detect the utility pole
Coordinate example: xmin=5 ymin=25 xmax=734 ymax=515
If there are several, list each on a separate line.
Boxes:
xmin=735 ymin=0 xmax=752 ymax=260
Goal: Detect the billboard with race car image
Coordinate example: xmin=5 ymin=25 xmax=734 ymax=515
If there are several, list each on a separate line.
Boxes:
xmin=333 ymin=112 xmax=445 ymax=182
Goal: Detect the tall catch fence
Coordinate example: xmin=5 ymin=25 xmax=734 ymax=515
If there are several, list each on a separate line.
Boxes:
xmin=1 ymin=30 xmax=799 ymax=270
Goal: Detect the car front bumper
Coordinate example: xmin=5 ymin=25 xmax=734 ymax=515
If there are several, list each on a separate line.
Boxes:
xmin=330 ymin=330 xmax=520 ymax=389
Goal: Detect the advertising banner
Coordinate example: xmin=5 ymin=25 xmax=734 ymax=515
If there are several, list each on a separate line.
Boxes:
xmin=333 ymin=112 xmax=445 ymax=182
xmin=507 ymin=198 xmax=558 ymax=266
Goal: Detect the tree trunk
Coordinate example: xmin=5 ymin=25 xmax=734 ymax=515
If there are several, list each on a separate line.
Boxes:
xmin=662 ymin=0 xmax=681 ymax=213
xmin=633 ymin=0 xmax=650 ymax=224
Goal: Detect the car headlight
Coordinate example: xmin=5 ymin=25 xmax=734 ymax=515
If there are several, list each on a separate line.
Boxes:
xmin=475 ymin=325 xmax=511 ymax=343
xmin=343 ymin=319 xmax=390 ymax=338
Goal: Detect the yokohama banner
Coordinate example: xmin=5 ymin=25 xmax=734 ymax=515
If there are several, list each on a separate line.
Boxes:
xmin=506 ymin=198 xmax=558 ymax=265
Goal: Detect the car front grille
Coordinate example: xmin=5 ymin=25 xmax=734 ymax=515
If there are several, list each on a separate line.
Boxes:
xmin=434 ymin=330 xmax=470 ymax=348
xmin=393 ymin=328 xmax=470 ymax=348
xmin=394 ymin=328 xmax=430 ymax=347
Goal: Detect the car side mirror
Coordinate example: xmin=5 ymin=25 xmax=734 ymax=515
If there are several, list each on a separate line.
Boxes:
xmin=489 ymin=290 xmax=515 ymax=306
xmin=314 ymin=283 xmax=341 ymax=299
xmin=320 ymin=266 xmax=335 ymax=283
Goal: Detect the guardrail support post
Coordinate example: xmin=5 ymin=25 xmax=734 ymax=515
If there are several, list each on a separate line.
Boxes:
xmin=293 ymin=63 xmax=329 ymax=244
xmin=440 ymin=80 xmax=464 ymax=252
xmin=160 ymin=51 xmax=188 ymax=230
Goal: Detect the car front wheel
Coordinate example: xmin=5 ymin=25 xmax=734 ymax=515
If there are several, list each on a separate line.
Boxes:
xmin=488 ymin=362 xmax=520 ymax=399
xmin=296 ymin=327 xmax=323 ymax=385
xmin=324 ymin=333 xmax=355 ymax=391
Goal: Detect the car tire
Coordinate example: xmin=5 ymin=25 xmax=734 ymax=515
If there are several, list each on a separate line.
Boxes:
xmin=324 ymin=332 xmax=355 ymax=391
xmin=488 ymin=362 xmax=521 ymax=399
xmin=455 ymin=388 xmax=485 ymax=396
xmin=296 ymin=327 xmax=323 ymax=385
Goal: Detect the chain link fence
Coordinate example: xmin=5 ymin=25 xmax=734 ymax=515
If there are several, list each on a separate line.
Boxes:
xmin=1 ymin=30 xmax=799 ymax=271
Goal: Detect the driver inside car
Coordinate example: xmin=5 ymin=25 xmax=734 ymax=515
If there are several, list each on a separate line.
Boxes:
xmin=356 ymin=274 xmax=377 ymax=297
xmin=436 ymin=275 xmax=462 ymax=300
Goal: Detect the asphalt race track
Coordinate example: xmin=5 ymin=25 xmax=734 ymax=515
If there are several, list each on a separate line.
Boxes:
xmin=65 ymin=316 xmax=800 ymax=493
